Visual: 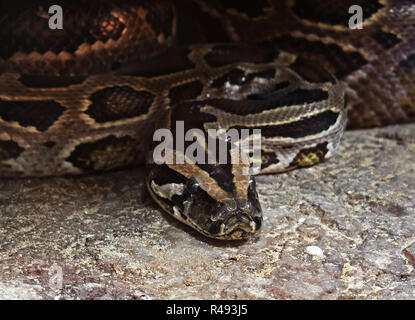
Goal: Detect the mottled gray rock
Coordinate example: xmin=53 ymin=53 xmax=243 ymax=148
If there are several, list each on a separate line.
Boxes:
xmin=0 ymin=124 xmax=414 ymax=299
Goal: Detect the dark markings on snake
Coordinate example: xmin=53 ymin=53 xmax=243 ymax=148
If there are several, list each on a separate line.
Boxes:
xmin=149 ymin=165 xmax=217 ymax=221
xmin=148 ymin=165 xmax=189 ymax=215
xmin=217 ymin=0 xmax=270 ymax=18
xmin=252 ymin=69 xmax=276 ymax=80
xmin=197 ymin=161 xmax=235 ymax=194
xmin=371 ymin=31 xmax=402 ymax=50
xmin=0 ymin=140 xmax=24 ymax=160
xmin=120 ymin=47 xmax=195 ymax=77
xmin=140 ymin=1 xmax=175 ymax=37
xmin=66 ymin=135 xmax=141 ymax=172
xmin=291 ymin=0 xmax=384 ymax=26
xmin=174 ymin=177 xmax=219 ymax=224
xmin=19 ymin=75 xmax=87 ymax=88
xmin=111 ymin=62 xmax=122 ymax=71
xmin=180 ymin=179 xmax=220 ymax=226
xmin=163 ymin=193 xmax=189 ymax=222
xmin=169 ymin=81 xmax=204 ymax=104
xmin=175 ymin=0 xmax=230 ymax=43
xmin=207 ymin=221 xmax=225 ymax=237
xmin=0 ymin=99 xmax=64 ymax=132
xmin=400 ymin=53 xmax=415 ymax=69
xmin=43 ymin=141 xmax=56 ymax=148
xmin=261 ymin=87 xmax=329 ymax=106
xmin=290 ymin=57 xmax=336 ymax=83
xmin=151 ymin=164 xmax=188 ymax=186
xmin=261 ymin=151 xmax=280 ymax=170
xmin=86 ymin=86 xmax=154 ymax=123
xmin=247 ymin=178 xmax=262 ymax=223
xmin=267 ymin=36 xmax=368 ymax=79
xmin=203 ymin=89 xmax=328 ymax=116
xmin=170 ymin=102 xmax=218 ymax=131
xmin=231 ymin=110 xmax=339 ymax=138
xmin=205 ymin=43 xmax=278 ymax=67
xmin=178 ymin=126 xmax=235 ymax=197
xmin=248 ymin=81 xmax=291 ymax=100
xmin=289 ymin=142 xmax=329 ymax=168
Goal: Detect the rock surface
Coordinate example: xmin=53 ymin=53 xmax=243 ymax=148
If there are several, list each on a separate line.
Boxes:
xmin=0 ymin=124 xmax=414 ymax=300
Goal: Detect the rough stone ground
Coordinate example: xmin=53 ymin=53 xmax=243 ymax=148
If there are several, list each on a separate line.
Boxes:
xmin=0 ymin=124 xmax=414 ymax=300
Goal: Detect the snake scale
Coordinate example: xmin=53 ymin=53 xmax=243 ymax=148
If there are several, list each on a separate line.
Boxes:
xmin=1 ymin=0 xmax=414 ymax=239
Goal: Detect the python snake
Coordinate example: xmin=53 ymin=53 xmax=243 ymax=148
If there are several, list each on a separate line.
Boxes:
xmin=0 ymin=0 xmax=414 ymax=239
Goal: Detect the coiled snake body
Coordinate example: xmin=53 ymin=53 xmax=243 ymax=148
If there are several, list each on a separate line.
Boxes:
xmin=1 ymin=0 xmax=414 ymax=239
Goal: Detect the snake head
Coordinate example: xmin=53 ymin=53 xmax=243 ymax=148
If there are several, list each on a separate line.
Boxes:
xmin=146 ymin=164 xmax=263 ymax=240
xmin=145 ymin=101 xmax=264 ymax=240
xmin=204 ymin=177 xmax=263 ymax=240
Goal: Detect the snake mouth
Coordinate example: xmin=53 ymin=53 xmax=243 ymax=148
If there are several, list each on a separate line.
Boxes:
xmin=210 ymin=212 xmax=262 ymax=240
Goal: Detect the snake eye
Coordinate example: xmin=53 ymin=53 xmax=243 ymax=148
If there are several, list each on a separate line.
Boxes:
xmin=185 ymin=177 xmax=200 ymax=194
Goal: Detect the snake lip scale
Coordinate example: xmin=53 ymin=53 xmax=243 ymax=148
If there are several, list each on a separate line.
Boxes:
xmin=0 ymin=0 xmax=414 ymax=240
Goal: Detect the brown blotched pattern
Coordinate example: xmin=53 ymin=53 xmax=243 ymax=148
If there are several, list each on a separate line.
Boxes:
xmin=0 ymin=0 xmax=413 ymax=176
xmin=3 ymin=0 xmax=412 ymax=239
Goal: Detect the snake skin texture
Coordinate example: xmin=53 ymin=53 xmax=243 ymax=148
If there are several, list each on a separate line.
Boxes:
xmin=0 ymin=0 xmax=414 ymax=176
xmin=0 ymin=1 xmax=414 ymax=238
xmin=176 ymin=0 xmax=415 ymax=128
